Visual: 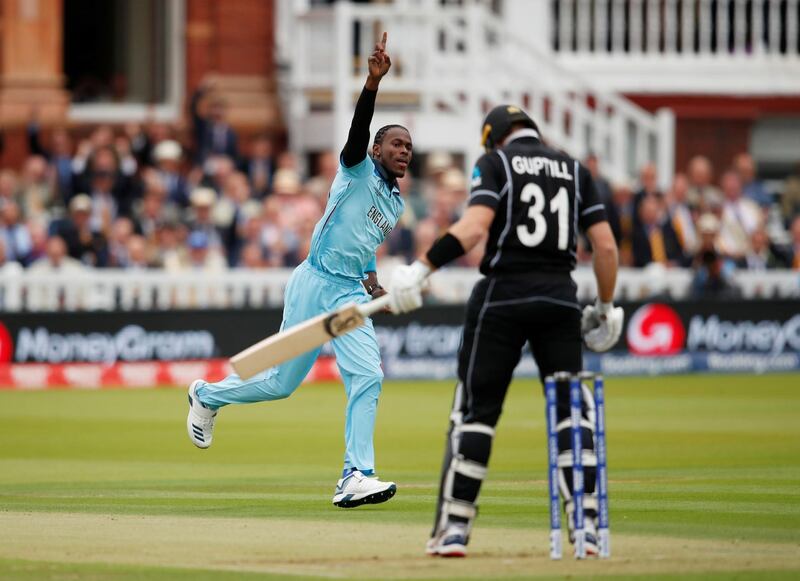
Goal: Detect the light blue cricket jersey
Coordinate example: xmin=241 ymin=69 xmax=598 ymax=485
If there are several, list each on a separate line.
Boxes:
xmin=307 ymin=156 xmax=405 ymax=281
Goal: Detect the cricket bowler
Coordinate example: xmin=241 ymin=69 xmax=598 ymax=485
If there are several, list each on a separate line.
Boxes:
xmin=186 ymin=32 xmax=411 ymax=508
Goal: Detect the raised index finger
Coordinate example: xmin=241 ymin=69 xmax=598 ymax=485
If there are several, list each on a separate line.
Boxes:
xmin=379 ymin=31 xmax=387 ymax=51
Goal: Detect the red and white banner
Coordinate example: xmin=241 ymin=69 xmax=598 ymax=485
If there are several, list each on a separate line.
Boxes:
xmin=0 ymin=357 xmax=341 ymax=390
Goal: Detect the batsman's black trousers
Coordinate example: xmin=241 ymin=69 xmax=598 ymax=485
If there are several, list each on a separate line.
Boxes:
xmin=456 ymin=272 xmax=582 ymax=427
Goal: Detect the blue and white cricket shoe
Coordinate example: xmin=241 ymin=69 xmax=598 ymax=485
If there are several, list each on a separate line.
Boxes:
xmin=186 ymin=379 xmax=217 ymax=449
xmin=426 ymin=522 xmax=469 ymax=558
xmin=332 ymin=470 xmax=396 ymax=508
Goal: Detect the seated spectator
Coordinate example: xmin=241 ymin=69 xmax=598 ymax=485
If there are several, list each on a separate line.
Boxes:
xmin=75 ymin=145 xmax=138 ymax=233
xmin=0 ymin=201 xmax=33 ymax=265
xmin=686 ymin=155 xmax=723 ymax=212
xmin=27 ymin=112 xmax=75 ymax=200
xmin=782 ymin=161 xmax=800 ymax=224
xmin=165 ymin=230 xmax=226 ymax=273
xmin=238 ymin=241 xmax=266 ymax=269
xmin=734 ymin=152 xmax=772 ymax=208
xmin=49 ymin=194 xmax=109 ymax=267
xmin=0 ymin=169 xmax=19 ymax=208
xmin=153 ymin=140 xmax=190 ymax=207
xmin=187 ymin=187 xmax=224 ymax=252
xmin=259 ymin=196 xmax=299 ymax=267
xmin=241 ymin=134 xmax=275 ymax=198
xmin=632 ymin=194 xmax=684 ymax=267
xmin=690 ymin=214 xmax=739 ymax=299
xmin=741 ymin=228 xmax=786 ymax=270
xmin=611 ymin=179 xmax=635 ymax=264
xmin=18 ymin=155 xmax=60 ymax=221
xmin=790 ymin=216 xmax=800 ymax=270
xmin=718 ymin=170 xmax=762 ymax=260
xmin=125 ymin=235 xmax=152 ymax=269
xmin=191 ymin=81 xmax=239 ymax=166
xmin=666 ymin=173 xmax=698 ymax=255
xmin=28 ymin=235 xmax=84 ymax=274
xmin=633 ymin=162 xmax=663 ymax=222
xmin=108 ymin=217 xmax=136 ymax=267
xmin=0 ymin=238 xmax=22 ymax=277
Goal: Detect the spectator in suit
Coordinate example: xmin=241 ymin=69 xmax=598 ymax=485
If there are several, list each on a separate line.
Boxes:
xmin=191 ymin=82 xmax=239 ymax=167
xmin=632 ymin=194 xmax=684 ymax=267
xmin=734 ymin=152 xmax=772 ymax=208
xmin=48 ymin=194 xmax=109 ymax=267
xmin=27 ymin=114 xmax=75 ymax=202
xmin=0 ymin=201 xmax=33 ymax=265
xmin=666 ymin=173 xmax=698 ymax=256
xmin=790 ymin=216 xmax=800 ymax=271
xmin=718 ymin=170 xmax=763 ymax=261
xmin=153 ymin=140 xmax=190 ymax=207
xmin=73 ymin=145 xmax=139 ymax=233
xmin=741 ymin=228 xmax=786 ymax=270
xmin=686 ymin=155 xmax=723 ymax=212
xmin=781 ymin=161 xmax=800 ymax=225
xmin=241 ymin=134 xmax=275 ymax=198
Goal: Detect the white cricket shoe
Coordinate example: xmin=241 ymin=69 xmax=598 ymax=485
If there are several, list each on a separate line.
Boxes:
xmin=186 ymin=379 xmax=217 ymax=449
xmin=426 ymin=522 xmax=468 ymax=558
xmin=332 ymin=470 xmax=397 ymax=508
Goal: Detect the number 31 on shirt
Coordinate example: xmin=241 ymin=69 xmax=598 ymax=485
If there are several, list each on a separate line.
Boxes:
xmin=516 ymin=183 xmax=569 ymax=250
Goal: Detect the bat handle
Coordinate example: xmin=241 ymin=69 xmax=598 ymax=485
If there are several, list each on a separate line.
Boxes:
xmin=357 ymin=294 xmax=393 ymax=317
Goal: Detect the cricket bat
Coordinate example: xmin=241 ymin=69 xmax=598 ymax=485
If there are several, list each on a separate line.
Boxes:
xmin=230 ymin=294 xmax=393 ymax=379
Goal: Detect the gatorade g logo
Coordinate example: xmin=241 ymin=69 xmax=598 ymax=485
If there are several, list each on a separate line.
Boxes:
xmin=0 ymin=321 xmax=12 ymax=362
xmin=626 ymin=303 xmax=685 ymax=355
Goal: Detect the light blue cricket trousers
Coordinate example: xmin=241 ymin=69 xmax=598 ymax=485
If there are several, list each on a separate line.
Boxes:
xmin=195 ymin=261 xmax=384 ymax=474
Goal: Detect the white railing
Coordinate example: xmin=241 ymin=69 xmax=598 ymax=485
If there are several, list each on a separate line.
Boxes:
xmin=553 ymin=0 xmax=799 ymax=58
xmin=280 ymin=0 xmax=675 ymax=188
xmin=0 ymin=267 xmax=797 ymax=312
xmin=548 ymin=0 xmax=800 ymax=93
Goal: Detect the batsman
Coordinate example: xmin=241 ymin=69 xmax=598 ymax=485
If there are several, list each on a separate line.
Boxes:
xmin=389 ymin=105 xmax=624 ymax=557
xmin=186 ymin=32 xmax=412 ymax=508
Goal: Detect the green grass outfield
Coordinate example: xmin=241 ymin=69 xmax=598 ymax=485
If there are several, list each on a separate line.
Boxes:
xmin=1 ymin=374 xmax=799 ymax=580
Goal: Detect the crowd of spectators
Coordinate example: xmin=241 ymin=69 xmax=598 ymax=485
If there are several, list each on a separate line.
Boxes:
xmin=1 ymin=86 xmax=799 ymax=296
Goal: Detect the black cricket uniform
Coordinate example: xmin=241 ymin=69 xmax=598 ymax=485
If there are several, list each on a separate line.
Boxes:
xmin=459 ymin=131 xmax=607 ymax=426
xmin=431 ymin=129 xmax=608 ymax=538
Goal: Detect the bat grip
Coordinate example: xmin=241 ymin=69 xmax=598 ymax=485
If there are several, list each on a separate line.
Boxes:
xmin=357 ymin=294 xmax=393 ymax=317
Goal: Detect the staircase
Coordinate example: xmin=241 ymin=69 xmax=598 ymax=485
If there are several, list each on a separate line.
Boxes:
xmin=277 ymin=0 xmax=675 ymax=188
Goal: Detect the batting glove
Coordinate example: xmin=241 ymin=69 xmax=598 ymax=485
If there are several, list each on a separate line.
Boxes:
xmin=388 ymin=260 xmax=431 ymax=314
xmin=583 ymin=300 xmax=625 ymax=352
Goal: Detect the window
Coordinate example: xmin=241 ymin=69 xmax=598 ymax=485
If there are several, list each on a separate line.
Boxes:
xmin=64 ymin=0 xmax=184 ymax=121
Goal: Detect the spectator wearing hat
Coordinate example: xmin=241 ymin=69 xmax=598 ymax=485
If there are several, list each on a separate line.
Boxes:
xmin=153 ymin=140 xmax=190 ymax=207
xmin=187 ymin=187 xmax=224 ymax=252
xmin=48 ymin=194 xmax=109 ymax=267
xmin=690 ymin=213 xmax=739 ymax=299
xmin=165 ymin=230 xmax=226 ymax=273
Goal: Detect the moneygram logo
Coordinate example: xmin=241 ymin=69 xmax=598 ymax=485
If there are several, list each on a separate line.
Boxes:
xmin=0 ymin=321 xmax=12 ymax=362
xmin=626 ymin=303 xmax=685 ymax=356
